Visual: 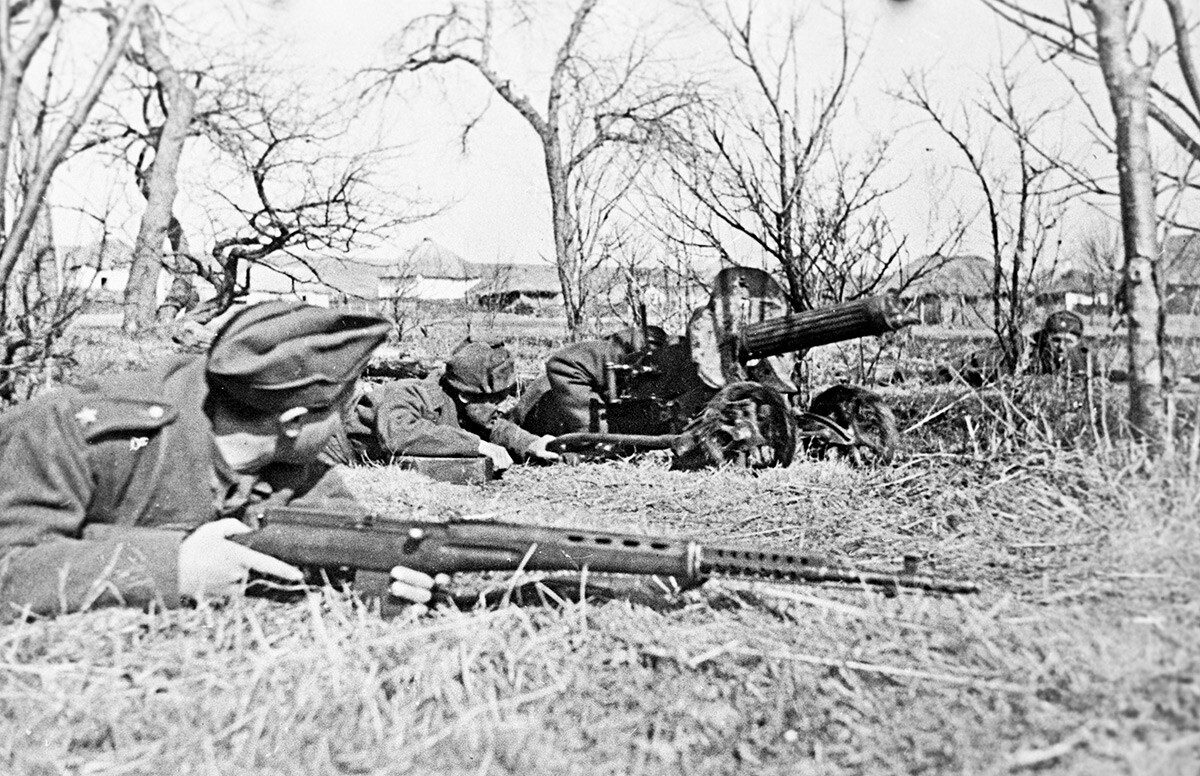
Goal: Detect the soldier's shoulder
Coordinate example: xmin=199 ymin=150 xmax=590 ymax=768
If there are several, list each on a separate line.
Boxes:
xmin=66 ymin=356 xmax=204 ymax=442
xmin=549 ymin=336 xmax=623 ymax=368
xmin=0 ymin=356 xmax=204 ymax=448
xmin=0 ymin=382 xmax=174 ymax=446
xmin=67 ymin=393 xmax=179 ymax=442
xmin=371 ymin=374 xmax=445 ymax=404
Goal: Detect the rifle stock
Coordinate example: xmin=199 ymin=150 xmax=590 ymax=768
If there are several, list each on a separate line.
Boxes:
xmin=231 ymin=504 xmax=978 ymax=598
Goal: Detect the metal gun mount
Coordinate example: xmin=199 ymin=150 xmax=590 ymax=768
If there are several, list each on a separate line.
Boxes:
xmin=551 ymin=266 xmax=918 ymax=470
xmin=552 ymin=381 xmax=798 ymax=470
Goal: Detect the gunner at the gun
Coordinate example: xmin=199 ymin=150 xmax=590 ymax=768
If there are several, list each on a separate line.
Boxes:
xmin=326 ymin=340 xmax=559 ymax=473
xmin=0 ymin=302 xmax=439 ymax=620
xmin=937 ymin=310 xmax=1090 ymax=386
xmin=511 ymin=325 xmax=708 ymax=437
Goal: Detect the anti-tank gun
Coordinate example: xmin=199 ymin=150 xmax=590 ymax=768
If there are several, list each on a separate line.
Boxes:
xmin=549 ymin=266 xmax=917 ymax=469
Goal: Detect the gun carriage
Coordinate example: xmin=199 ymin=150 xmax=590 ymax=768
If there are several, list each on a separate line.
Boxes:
xmin=549 ymin=266 xmax=917 ymax=469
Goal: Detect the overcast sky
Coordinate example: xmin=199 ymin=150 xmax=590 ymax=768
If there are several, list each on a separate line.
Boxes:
xmin=239 ymin=0 xmax=1048 ymax=266
xmin=51 ymin=0 xmax=1121 ymax=268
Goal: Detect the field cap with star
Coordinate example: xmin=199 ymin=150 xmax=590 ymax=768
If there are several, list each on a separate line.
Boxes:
xmin=206 ymin=301 xmax=390 ymax=413
xmin=443 ymin=340 xmax=516 ymax=395
xmin=1043 ymin=310 xmax=1084 ymax=336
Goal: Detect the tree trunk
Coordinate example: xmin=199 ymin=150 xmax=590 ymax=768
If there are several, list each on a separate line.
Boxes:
xmin=156 ymin=214 xmax=198 ymax=321
xmin=124 ymin=7 xmax=196 ymax=334
xmin=0 ymin=0 xmax=144 ymax=289
xmin=0 ymin=1 xmax=61 ymax=237
xmin=0 ymin=71 xmax=22 ymax=234
xmin=544 ymin=142 xmax=584 ymax=333
xmin=15 ymin=88 xmax=56 ymax=292
xmin=1092 ymin=1 xmax=1167 ymax=448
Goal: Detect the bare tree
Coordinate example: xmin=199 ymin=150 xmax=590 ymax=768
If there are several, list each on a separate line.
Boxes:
xmin=188 ymin=83 xmax=417 ymax=319
xmin=1077 ymin=220 xmax=1123 ymax=314
xmin=83 ymin=48 xmax=430 ymax=323
xmin=648 ymin=3 xmax=913 ymax=313
xmin=369 ymin=0 xmax=697 ymax=333
xmin=121 ymin=3 xmax=195 ymax=333
xmin=983 ymin=0 xmax=1180 ymax=448
xmin=896 ymin=58 xmax=1073 ymax=369
xmin=0 ymin=0 xmax=58 ymax=237
xmin=0 ymin=0 xmax=146 ymax=288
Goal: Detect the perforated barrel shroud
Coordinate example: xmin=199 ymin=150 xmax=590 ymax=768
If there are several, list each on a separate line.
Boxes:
xmin=699 ymin=543 xmax=979 ymax=595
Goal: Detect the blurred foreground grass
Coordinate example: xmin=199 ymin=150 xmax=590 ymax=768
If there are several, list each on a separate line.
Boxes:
xmin=5 ymin=446 xmax=1199 ymax=774
xmin=2 ymin=323 xmax=1198 ymax=775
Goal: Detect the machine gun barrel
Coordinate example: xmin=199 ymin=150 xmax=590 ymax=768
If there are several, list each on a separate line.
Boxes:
xmin=738 ymin=294 xmax=917 ymax=362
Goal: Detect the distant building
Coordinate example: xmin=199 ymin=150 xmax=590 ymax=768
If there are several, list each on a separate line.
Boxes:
xmin=1035 ymin=267 xmax=1111 ymax=314
xmin=244 ymin=253 xmax=389 ymax=308
xmin=380 ymin=238 xmax=479 ymax=302
xmin=892 ymin=255 xmax=999 ymax=326
xmin=469 ymin=262 xmax=562 ymax=313
xmin=63 ymin=239 xmax=135 ymax=297
xmin=379 ymin=237 xmax=567 ymax=314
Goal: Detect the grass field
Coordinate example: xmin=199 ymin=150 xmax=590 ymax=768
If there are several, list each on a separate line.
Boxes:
xmin=2 ymin=321 xmax=1199 ymax=775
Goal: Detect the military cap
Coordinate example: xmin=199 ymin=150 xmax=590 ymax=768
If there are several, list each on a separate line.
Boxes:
xmin=443 ymin=340 xmax=516 ymax=395
xmin=206 ymin=301 xmax=390 ymax=413
xmin=1043 ymin=310 xmax=1084 ymax=336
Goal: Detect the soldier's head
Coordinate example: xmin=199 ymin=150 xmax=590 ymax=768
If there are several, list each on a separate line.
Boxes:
xmin=1040 ymin=310 xmax=1084 ymax=366
xmin=442 ymin=340 xmax=519 ymax=411
xmin=206 ymin=301 xmax=390 ymax=467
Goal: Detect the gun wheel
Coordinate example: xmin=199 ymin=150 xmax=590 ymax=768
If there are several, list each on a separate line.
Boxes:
xmin=800 ymin=384 xmax=899 ymax=465
xmin=673 ymin=382 xmax=796 ymax=470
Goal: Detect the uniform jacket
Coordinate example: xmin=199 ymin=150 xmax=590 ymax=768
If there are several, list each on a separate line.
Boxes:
xmin=0 ymin=356 xmax=354 ymax=620
xmin=331 ymin=372 xmax=539 ymax=461
xmin=513 ymin=328 xmax=706 ymax=437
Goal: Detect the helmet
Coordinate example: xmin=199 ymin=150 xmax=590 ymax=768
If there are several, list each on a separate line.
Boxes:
xmin=1043 ymin=310 xmax=1084 ymax=336
xmin=443 ymin=340 xmax=517 ymax=395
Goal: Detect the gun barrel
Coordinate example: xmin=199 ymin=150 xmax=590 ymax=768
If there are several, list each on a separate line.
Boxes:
xmin=738 ymin=295 xmax=917 ymax=362
xmin=699 ymin=543 xmax=979 ymax=594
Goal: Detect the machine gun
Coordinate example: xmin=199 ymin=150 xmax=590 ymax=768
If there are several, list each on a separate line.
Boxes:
xmin=550 ymin=267 xmax=917 ymax=469
xmin=231 ymin=503 xmax=979 ymax=610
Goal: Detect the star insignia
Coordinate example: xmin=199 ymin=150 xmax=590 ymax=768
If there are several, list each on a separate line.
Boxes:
xmin=74 ymin=407 xmax=98 ymax=426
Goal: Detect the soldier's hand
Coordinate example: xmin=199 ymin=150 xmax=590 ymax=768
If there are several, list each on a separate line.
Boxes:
xmin=178 ymin=518 xmax=304 ymax=602
xmin=527 ymin=435 xmax=561 ymax=462
xmin=477 ymin=440 xmax=514 ymax=471
xmin=389 ymin=567 xmax=450 ymax=606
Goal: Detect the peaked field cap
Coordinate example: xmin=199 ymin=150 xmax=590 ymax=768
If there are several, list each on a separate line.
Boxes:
xmin=206 ymin=301 xmax=390 ymax=412
xmin=444 ymin=340 xmax=516 ymax=394
xmin=1044 ymin=310 xmax=1084 ymax=336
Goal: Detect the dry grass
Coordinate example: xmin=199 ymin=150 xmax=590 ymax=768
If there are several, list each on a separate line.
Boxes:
xmin=3 ymin=326 xmax=1198 ymax=775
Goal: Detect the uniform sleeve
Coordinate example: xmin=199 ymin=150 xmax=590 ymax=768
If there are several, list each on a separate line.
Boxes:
xmin=0 ymin=397 xmax=182 ymax=620
xmin=462 ymin=403 xmax=540 ymax=457
xmin=371 ymin=380 xmax=482 ymax=457
xmin=488 ymin=418 xmax=540 ymax=457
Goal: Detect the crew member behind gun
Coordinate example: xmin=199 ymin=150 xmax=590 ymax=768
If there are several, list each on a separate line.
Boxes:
xmin=324 ymin=339 xmax=560 ymax=474
xmin=511 ymin=325 xmax=710 ymax=438
xmin=936 ymin=310 xmax=1090 ymax=387
xmin=0 ymin=302 xmax=439 ymax=620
